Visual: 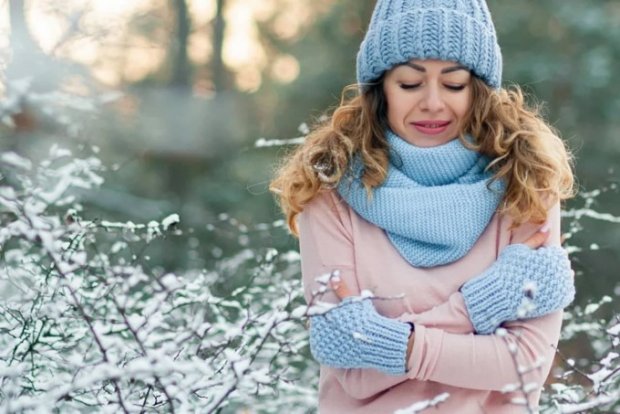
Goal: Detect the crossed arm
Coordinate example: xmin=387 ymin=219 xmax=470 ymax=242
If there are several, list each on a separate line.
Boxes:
xmin=326 ymin=224 xmax=556 ymax=357
xmin=320 ymin=270 xmax=565 ymax=400
xmin=298 ymin=192 xmax=571 ymax=400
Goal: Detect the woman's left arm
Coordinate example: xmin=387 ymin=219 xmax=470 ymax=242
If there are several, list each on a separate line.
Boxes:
xmin=400 ymin=204 xmax=567 ymax=391
xmin=404 ymin=310 xmax=564 ymax=392
xmin=411 ymin=202 xmax=574 ymax=335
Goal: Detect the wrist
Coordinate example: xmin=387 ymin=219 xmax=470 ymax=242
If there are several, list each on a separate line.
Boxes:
xmin=406 ymin=323 xmax=415 ymax=364
xmin=359 ymin=301 xmax=411 ymax=375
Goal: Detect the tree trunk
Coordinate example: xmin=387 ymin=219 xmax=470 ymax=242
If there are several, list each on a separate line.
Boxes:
xmin=212 ymin=0 xmax=227 ymax=92
xmin=170 ymin=0 xmax=191 ymax=89
xmin=8 ymin=0 xmax=41 ymax=67
xmin=9 ymin=0 xmax=34 ymax=48
xmin=6 ymin=0 xmax=40 ymax=133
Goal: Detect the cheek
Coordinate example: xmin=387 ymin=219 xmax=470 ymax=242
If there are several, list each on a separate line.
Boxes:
xmin=453 ymin=93 xmax=472 ymax=119
xmin=385 ymin=90 xmax=410 ymax=121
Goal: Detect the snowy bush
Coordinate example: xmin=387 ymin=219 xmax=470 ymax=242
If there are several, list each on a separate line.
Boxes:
xmin=541 ymin=295 xmax=620 ymax=413
xmin=0 ymin=144 xmax=323 ymax=412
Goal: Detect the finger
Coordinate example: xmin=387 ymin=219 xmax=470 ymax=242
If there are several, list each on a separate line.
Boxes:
xmin=523 ymin=231 xmax=548 ymax=249
xmin=523 ymin=224 xmax=551 ymax=249
xmin=330 ymin=274 xmax=353 ymax=300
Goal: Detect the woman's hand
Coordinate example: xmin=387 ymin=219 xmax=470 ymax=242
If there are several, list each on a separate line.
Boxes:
xmin=517 ymin=223 xmax=575 ymax=279
xmin=522 ymin=223 xmax=551 ymax=249
xmin=329 ymin=273 xmax=354 ymax=299
xmin=460 ymin=222 xmax=575 ymax=334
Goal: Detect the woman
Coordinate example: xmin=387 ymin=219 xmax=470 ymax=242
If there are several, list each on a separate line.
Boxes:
xmin=270 ymin=0 xmax=575 ymax=412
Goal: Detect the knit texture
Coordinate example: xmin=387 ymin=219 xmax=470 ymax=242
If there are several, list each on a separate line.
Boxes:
xmin=461 ymin=244 xmax=575 ymax=334
xmin=309 ymin=297 xmax=411 ymax=375
xmin=337 ymin=130 xmax=504 ymax=268
xmin=357 ymin=0 xmax=502 ymax=89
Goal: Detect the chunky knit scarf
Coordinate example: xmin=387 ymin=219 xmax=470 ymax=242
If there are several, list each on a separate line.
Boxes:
xmin=337 ymin=130 xmax=505 ymax=268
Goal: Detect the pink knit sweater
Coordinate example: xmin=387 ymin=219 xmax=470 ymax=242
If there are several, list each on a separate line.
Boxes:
xmin=298 ymin=190 xmax=564 ymax=414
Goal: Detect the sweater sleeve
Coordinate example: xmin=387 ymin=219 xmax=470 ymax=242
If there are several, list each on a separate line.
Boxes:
xmin=298 ymin=191 xmax=359 ymax=305
xmin=400 ymin=301 xmax=563 ymax=395
xmin=298 ymin=191 xmax=409 ymax=400
xmin=405 ymin=311 xmax=563 ymax=393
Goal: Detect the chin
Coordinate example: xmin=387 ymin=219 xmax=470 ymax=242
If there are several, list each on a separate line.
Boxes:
xmin=406 ymin=134 xmax=456 ymax=148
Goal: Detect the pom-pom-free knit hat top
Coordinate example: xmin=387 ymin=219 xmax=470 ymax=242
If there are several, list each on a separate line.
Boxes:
xmin=357 ymin=0 xmax=503 ymax=89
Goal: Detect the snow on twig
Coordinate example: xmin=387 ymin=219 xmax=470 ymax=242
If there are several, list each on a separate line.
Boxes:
xmin=393 ymin=392 xmax=450 ymax=414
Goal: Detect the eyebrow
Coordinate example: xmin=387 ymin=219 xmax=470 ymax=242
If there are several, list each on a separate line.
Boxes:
xmin=402 ymin=62 xmax=470 ymax=74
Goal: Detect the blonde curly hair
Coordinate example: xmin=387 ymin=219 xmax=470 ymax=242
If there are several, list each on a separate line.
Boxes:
xmin=270 ymin=76 xmax=575 ymax=236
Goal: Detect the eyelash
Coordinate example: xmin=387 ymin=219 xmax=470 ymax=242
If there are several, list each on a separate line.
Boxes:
xmin=400 ymin=84 xmax=466 ymax=92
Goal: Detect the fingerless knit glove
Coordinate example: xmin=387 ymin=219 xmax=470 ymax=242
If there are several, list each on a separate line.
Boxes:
xmin=461 ymin=244 xmax=575 ymax=334
xmin=309 ymin=297 xmax=411 ymax=375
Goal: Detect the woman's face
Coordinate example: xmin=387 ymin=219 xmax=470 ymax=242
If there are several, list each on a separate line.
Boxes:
xmin=383 ymin=59 xmax=473 ymax=147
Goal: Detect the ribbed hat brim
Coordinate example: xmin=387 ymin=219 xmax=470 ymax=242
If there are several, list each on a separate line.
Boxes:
xmin=357 ymin=8 xmax=502 ymax=88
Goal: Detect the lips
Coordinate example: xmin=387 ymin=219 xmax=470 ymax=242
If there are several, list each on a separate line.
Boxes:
xmin=413 ymin=121 xmax=451 ymax=128
xmin=412 ymin=120 xmax=451 ymax=135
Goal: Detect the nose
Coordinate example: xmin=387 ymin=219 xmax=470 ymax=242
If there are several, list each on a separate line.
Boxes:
xmin=420 ymin=84 xmax=446 ymax=113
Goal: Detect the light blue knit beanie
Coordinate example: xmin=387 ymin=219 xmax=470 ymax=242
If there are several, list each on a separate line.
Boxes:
xmin=357 ymin=0 xmax=503 ymax=89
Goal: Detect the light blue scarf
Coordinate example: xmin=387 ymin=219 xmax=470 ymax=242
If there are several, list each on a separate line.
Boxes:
xmin=337 ymin=130 xmax=505 ymax=268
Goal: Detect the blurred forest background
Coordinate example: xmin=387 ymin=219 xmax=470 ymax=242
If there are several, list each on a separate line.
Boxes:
xmin=1 ymin=0 xmax=619 ymax=305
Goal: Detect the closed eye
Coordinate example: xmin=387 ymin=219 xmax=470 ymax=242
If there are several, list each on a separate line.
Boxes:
xmin=400 ymin=83 xmax=421 ymax=90
xmin=399 ymin=83 xmax=466 ymax=91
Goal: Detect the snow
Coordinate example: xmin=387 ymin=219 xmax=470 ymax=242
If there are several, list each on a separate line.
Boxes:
xmin=306 ymin=301 xmax=337 ymax=316
xmin=360 ymin=289 xmax=375 ymax=299
xmin=393 ymin=392 xmax=450 ymax=414
xmin=501 ymin=383 xmax=520 ymax=393
xmin=557 ymin=391 xmax=620 ymax=413
xmin=49 ymin=145 xmax=72 ymax=159
xmin=315 ymin=271 xmax=337 ymax=285
xmin=290 ymin=305 xmax=310 ymax=319
xmin=161 ymin=213 xmax=180 ymax=230
xmin=584 ymin=296 xmax=612 ymax=315
xmin=0 ymin=152 xmax=32 ymax=170
xmin=254 ymin=136 xmax=306 ymax=147
xmin=352 ymin=332 xmax=369 ymax=342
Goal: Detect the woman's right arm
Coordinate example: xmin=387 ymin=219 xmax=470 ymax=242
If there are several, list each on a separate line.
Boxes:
xmin=298 ymin=191 xmax=410 ymax=399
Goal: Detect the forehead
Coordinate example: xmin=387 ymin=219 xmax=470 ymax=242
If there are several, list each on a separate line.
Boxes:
xmin=389 ymin=59 xmax=471 ymax=75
